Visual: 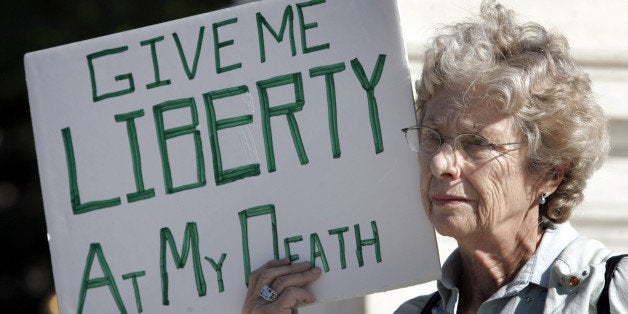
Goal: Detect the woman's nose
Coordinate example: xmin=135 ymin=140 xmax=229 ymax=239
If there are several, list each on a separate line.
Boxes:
xmin=429 ymin=141 xmax=461 ymax=179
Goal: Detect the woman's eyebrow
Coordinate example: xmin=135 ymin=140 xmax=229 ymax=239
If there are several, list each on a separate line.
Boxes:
xmin=422 ymin=116 xmax=442 ymax=126
xmin=422 ymin=116 xmax=484 ymax=135
xmin=458 ymin=120 xmax=483 ymax=134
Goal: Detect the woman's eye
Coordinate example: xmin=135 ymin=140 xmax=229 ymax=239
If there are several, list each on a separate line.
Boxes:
xmin=473 ymin=138 xmax=489 ymax=146
xmin=461 ymin=135 xmax=490 ymax=148
xmin=419 ymin=130 xmax=437 ymax=142
xmin=427 ymin=133 xmax=440 ymax=142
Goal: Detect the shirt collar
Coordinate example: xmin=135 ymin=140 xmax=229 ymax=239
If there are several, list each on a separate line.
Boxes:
xmin=522 ymin=222 xmax=579 ymax=288
xmin=436 ymin=222 xmax=580 ymax=295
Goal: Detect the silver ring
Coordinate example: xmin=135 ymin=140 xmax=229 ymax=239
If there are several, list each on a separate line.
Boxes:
xmin=259 ymin=285 xmax=279 ymax=302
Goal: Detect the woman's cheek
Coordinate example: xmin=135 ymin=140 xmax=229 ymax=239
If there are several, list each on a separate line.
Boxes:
xmin=472 ymin=177 xmax=502 ymax=226
xmin=419 ymin=168 xmax=432 ymax=215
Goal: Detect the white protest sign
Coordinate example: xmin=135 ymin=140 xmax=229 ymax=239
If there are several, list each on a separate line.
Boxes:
xmin=25 ymin=0 xmax=440 ymax=312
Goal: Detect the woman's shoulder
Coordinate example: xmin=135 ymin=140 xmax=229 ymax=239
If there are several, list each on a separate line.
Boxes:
xmin=555 ymin=235 xmax=617 ymax=267
xmin=552 ymin=235 xmax=627 ymax=284
xmin=547 ymin=235 xmax=628 ymax=312
xmin=612 ymin=254 xmax=628 ymax=274
xmin=605 ymin=254 xmax=628 ymax=312
xmin=393 ymin=292 xmax=437 ymax=314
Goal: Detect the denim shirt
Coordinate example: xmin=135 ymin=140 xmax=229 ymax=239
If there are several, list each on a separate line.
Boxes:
xmin=395 ymin=223 xmax=628 ymax=313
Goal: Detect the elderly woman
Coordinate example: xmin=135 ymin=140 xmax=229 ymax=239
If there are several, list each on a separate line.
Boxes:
xmin=242 ymin=2 xmax=627 ymax=313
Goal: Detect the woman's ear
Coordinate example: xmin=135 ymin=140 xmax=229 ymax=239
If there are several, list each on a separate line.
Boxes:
xmin=538 ymin=166 xmax=565 ymax=196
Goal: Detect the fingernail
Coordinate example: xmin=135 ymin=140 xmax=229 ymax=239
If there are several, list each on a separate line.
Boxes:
xmin=311 ymin=267 xmax=322 ymax=274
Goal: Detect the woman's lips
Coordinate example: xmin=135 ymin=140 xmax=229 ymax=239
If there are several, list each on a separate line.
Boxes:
xmin=431 ymin=194 xmax=470 ymax=206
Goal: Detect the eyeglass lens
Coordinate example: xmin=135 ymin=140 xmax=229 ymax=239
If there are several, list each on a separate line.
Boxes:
xmin=405 ymin=127 xmax=495 ymax=159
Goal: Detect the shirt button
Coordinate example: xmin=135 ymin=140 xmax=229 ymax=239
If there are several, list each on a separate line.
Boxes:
xmin=569 ymin=276 xmax=580 ymax=286
xmin=524 ymin=297 xmax=531 ymax=303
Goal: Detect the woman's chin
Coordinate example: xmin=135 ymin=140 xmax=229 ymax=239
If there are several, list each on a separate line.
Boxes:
xmin=429 ymin=211 xmax=476 ymax=239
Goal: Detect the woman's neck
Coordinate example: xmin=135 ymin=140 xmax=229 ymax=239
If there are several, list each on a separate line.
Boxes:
xmin=455 ymin=214 xmax=545 ymax=313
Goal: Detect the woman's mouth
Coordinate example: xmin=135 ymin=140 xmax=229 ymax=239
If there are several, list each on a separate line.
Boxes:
xmin=431 ymin=194 xmax=470 ymax=206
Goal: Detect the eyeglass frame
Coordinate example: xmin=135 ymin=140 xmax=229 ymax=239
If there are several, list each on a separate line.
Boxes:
xmin=401 ymin=125 xmax=525 ymax=158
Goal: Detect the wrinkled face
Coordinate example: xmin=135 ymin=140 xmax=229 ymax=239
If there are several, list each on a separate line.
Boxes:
xmin=419 ymin=87 xmax=537 ymax=239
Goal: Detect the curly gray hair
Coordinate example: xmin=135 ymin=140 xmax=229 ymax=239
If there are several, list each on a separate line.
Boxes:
xmin=415 ymin=1 xmax=609 ymax=223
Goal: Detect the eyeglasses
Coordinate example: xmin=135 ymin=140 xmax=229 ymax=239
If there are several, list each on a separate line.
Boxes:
xmin=401 ymin=125 xmax=524 ymax=160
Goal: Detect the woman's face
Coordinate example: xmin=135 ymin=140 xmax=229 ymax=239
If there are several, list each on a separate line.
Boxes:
xmin=419 ymin=87 xmax=538 ymax=240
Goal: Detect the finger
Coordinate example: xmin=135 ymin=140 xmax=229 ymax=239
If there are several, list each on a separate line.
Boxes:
xmin=244 ymin=267 xmax=321 ymax=314
xmin=248 ymin=286 xmax=316 ymax=314
xmin=273 ymin=286 xmax=317 ymax=310
xmin=248 ymin=258 xmax=290 ymax=287
xmin=246 ymin=258 xmax=291 ymax=297
xmin=271 ymin=267 xmax=322 ymax=294
xmin=252 ymin=261 xmax=312 ymax=298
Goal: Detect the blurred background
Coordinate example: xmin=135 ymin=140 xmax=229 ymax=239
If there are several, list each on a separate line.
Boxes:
xmin=1 ymin=0 xmax=627 ymax=313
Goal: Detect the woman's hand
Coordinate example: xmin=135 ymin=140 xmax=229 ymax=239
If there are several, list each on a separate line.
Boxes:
xmin=242 ymin=258 xmax=322 ymax=314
